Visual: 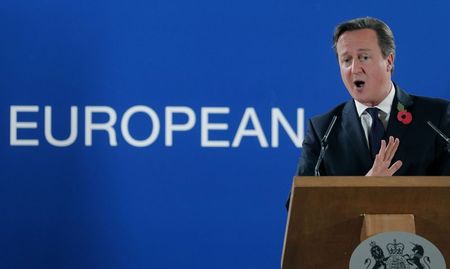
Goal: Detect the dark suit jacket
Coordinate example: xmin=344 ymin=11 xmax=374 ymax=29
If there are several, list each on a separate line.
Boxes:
xmin=296 ymin=84 xmax=450 ymax=176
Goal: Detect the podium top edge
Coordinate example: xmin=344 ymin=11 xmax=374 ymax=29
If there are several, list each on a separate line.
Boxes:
xmin=293 ymin=176 xmax=450 ymax=188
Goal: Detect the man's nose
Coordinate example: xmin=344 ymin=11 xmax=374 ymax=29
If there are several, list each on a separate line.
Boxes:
xmin=351 ymin=59 xmax=363 ymax=74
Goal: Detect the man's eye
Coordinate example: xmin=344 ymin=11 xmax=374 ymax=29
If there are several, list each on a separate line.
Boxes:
xmin=361 ymin=55 xmax=369 ymax=61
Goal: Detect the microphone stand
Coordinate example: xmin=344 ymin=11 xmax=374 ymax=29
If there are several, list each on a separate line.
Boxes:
xmin=427 ymin=121 xmax=450 ymax=153
xmin=314 ymin=115 xmax=337 ymax=176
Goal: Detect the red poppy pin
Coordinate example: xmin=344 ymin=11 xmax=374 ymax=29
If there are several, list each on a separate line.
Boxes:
xmin=396 ymin=102 xmax=412 ymax=125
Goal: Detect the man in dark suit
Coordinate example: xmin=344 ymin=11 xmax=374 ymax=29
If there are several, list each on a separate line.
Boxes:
xmin=297 ymin=17 xmax=450 ymax=177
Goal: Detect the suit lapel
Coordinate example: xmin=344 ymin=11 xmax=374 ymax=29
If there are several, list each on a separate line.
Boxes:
xmin=341 ymin=100 xmax=373 ymax=168
xmin=385 ymin=85 xmax=414 ymax=140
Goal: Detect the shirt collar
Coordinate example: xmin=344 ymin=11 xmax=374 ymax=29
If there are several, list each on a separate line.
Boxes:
xmin=354 ymin=82 xmax=395 ymax=117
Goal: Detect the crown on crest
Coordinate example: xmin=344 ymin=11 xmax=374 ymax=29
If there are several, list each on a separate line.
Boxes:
xmin=386 ymin=239 xmax=405 ymax=255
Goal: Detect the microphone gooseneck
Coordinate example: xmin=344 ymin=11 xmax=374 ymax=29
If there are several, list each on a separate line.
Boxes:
xmin=427 ymin=121 xmax=450 ymax=152
xmin=314 ymin=115 xmax=337 ymax=176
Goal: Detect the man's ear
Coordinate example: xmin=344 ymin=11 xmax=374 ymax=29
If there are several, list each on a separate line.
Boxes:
xmin=386 ymin=53 xmax=395 ymax=72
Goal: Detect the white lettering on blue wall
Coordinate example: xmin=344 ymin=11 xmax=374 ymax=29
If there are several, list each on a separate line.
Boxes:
xmin=10 ymin=105 xmax=304 ymax=148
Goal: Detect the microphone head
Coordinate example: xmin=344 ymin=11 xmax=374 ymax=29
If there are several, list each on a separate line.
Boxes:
xmin=321 ymin=115 xmax=337 ymax=145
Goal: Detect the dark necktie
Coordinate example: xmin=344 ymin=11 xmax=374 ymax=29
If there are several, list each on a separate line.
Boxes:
xmin=366 ymin=107 xmax=385 ymax=159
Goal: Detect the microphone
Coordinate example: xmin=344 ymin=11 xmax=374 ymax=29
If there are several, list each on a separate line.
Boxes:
xmin=314 ymin=115 xmax=337 ymax=176
xmin=427 ymin=121 xmax=450 ymax=152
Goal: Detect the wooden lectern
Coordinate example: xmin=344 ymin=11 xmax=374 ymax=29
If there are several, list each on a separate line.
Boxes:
xmin=281 ymin=176 xmax=450 ymax=269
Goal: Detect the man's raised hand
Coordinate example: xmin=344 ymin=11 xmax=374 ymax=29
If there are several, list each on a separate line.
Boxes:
xmin=366 ymin=136 xmax=403 ymax=176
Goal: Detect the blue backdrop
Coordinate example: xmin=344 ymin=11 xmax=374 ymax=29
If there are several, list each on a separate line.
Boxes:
xmin=1 ymin=0 xmax=449 ymax=268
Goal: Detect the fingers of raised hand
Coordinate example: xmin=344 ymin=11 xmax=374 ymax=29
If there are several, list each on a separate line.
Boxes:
xmin=384 ymin=136 xmax=400 ymax=162
xmin=377 ymin=140 xmax=387 ymax=160
xmin=387 ymin=160 xmax=403 ymax=176
xmin=369 ymin=137 xmax=402 ymax=176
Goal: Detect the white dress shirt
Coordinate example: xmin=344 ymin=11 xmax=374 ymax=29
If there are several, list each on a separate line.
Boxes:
xmin=354 ymin=82 xmax=396 ymax=148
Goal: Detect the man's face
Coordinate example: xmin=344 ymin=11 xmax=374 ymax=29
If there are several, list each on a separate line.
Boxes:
xmin=336 ymin=28 xmax=394 ymax=106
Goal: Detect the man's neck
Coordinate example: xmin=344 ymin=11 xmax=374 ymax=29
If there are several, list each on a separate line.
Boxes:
xmin=354 ymin=82 xmax=395 ymax=117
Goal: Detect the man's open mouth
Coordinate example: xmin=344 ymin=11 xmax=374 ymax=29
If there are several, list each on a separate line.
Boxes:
xmin=354 ymin=80 xmax=365 ymax=88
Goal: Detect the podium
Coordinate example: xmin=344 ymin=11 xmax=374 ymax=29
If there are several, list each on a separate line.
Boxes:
xmin=281 ymin=176 xmax=450 ymax=269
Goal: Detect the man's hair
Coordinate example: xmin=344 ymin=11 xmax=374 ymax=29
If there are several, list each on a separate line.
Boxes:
xmin=332 ymin=17 xmax=396 ymax=59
